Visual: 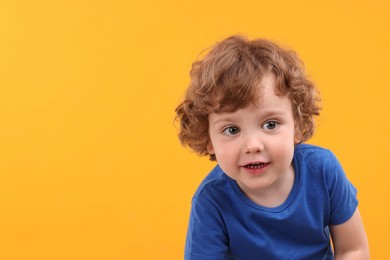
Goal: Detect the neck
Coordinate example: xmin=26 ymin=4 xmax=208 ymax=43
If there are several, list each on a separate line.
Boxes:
xmin=240 ymin=164 xmax=295 ymax=208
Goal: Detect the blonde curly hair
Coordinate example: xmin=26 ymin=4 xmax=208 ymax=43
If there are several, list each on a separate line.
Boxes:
xmin=176 ymin=35 xmax=321 ymax=161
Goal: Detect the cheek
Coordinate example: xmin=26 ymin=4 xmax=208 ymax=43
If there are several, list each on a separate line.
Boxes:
xmin=211 ymin=141 xmax=237 ymax=159
xmin=272 ymin=137 xmax=295 ymax=159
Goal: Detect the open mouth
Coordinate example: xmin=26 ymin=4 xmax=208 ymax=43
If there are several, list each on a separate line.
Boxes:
xmin=244 ymin=162 xmax=270 ymax=169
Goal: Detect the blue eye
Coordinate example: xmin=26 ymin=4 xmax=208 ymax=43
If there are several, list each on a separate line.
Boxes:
xmin=223 ymin=126 xmax=240 ymax=135
xmin=263 ymin=121 xmax=278 ymax=130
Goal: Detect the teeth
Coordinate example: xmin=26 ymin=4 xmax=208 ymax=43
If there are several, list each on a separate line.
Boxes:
xmin=246 ymin=163 xmax=267 ymax=169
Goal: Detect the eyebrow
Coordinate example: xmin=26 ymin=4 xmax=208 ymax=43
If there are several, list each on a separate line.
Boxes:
xmin=211 ymin=117 xmax=236 ymax=126
xmin=211 ymin=110 xmax=288 ymax=126
xmin=260 ymin=110 xmax=288 ymax=118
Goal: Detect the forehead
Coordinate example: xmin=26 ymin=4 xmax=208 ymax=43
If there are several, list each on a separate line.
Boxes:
xmin=209 ymin=74 xmax=292 ymax=120
xmin=257 ymin=78 xmax=292 ymax=110
xmin=211 ymin=72 xmax=286 ymax=111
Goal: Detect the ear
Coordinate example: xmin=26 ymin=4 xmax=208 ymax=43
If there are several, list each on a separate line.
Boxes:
xmin=294 ymin=131 xmax=302 ymax=144
xmin=207 ymin=142 xmax=215 ymax=154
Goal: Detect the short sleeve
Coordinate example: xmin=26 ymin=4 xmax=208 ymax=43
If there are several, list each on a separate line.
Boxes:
xmin=185 ymin=191 xmax=230 ymax=260
xmin=326 ymin=151 xmax=358 ymax=225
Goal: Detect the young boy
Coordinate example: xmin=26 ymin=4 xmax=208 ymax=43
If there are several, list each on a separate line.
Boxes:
xmin=176 ymin=35 xmax=369 ymax=259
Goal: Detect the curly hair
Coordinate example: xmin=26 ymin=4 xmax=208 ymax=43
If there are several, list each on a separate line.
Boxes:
xmin=175 ymin=35 xmax=321 ymax=161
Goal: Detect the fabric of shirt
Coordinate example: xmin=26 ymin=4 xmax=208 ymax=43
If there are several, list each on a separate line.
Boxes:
xmin=184 ymin=144 xmax=358 ymax=260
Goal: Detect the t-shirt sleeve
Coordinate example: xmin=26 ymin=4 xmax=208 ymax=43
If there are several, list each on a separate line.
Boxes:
xmin=185 ymin=191 xmax=230 ymax=260
xmin=326 ymin=151 xmax=358 ymax=225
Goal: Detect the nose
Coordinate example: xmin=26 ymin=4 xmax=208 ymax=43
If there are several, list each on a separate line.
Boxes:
xmin=244 ymin=133 xmax=264 ymax=154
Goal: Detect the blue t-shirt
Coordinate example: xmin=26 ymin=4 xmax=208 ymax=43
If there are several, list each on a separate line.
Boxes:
xmin=184 ymin=144 xmax=358 ymax=260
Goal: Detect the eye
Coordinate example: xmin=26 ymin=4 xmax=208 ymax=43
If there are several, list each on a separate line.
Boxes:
xmin=262 ymin=121 xmax=278 ymax=130
xmin=222 ymin=126 xmax=240 ymax=136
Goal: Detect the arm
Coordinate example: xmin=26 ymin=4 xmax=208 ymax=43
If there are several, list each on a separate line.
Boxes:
xmin=185 ymin=195 xmax=229 ymax=260
xmin=329 ymin=208 xmax=369 ymax=260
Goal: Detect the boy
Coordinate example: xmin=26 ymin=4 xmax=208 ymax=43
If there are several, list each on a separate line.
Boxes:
xmin=176 ymin=35 xmax=369 ymax=259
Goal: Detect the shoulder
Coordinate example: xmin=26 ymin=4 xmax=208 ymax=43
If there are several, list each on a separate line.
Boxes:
xmin=294 ymin=143 xmax=344 ymax=189
xmin=294 ymin=143 xmax=337 ymax=167
xmin=190 ymin=165 xmax=239 ymax=216
xmin=294 ymin=143 xmax=333 ymax=157
xmin=193 ymin=165 xmax=231 ymax=199
xmin=295 ymin=144 xmax=357 ymax=196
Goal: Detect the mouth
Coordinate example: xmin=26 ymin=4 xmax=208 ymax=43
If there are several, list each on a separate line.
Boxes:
xmin=244 ymin=162 xmax=270 ymax=169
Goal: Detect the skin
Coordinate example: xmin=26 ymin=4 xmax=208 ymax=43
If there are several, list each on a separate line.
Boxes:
xmin=330 ymin=208 xmax=370 ymax=259
xmin=207 ymin=73 xmax=369 ymax=258
xmin=207 ymin=73 xmax=296 ymax=207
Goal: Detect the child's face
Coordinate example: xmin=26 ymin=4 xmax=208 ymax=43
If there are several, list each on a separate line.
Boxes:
xmin=207 ymin=73 xmax=297 ymax=197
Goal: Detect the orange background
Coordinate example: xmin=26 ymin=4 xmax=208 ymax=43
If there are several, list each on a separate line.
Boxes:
xmin=0 ymin=1 xmax=389 ymax=259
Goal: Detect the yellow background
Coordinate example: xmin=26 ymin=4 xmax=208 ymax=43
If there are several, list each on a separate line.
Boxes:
xmin=0 ymin=0 xmax=388 ymax=259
